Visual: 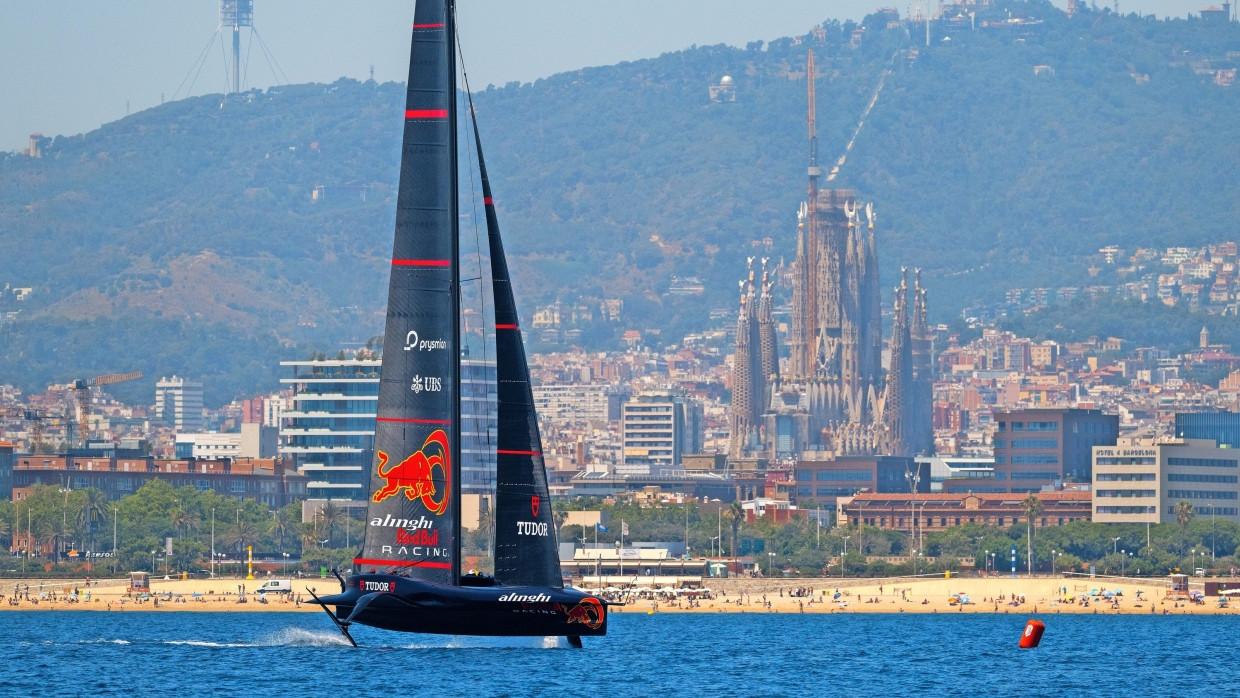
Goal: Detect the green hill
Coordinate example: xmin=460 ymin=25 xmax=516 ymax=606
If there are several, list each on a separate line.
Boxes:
xmin=2 ymin=0 xmax=1239 ymax=406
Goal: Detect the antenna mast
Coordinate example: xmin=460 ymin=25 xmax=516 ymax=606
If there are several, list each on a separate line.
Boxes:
xmin=220 ymin=0 xmax=254 ymax=94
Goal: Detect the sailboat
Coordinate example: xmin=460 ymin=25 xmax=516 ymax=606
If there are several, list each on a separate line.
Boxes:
xmin=308 ymin=0 xmax=607 ymax=648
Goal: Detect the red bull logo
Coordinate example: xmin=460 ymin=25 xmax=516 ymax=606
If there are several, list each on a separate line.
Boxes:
xmin=372 ymin=429 xmax=450 ymax=515
xmin=396 ymin=528 xmax=439 ymax=546
xmin=565 ymin=597 xmax=605 ymax=630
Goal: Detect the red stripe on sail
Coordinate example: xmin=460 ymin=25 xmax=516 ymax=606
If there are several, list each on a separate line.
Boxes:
xmin=484 ymin=197 xmax=493 ymax=205
xmin=392 ymin=259 xmax=450 ymax=267
xmin=495 ymin=324 xmax=519 ymax=330
xmin=353 ymin=558 xmax=453 ymax=569
xmin=498 ymin=449 xmax=542 ymax=456
xmin=412 ymin=23 xmax=445 ymax=28
xmin=405 ymin=109 xmax=448 ymax=119
xmin=376 ymin=417 xmax=452 ymax=425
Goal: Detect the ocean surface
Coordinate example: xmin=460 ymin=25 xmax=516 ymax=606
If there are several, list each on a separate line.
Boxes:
xmin=4 ymin=610 xmax=1234 ymax=697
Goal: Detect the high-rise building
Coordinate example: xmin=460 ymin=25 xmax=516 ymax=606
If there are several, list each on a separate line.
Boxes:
xmin=993 ymin=407 xmax=1118 ymax=493
xmin=279 ymin=359 xmax=379 ymax=501
xmin=154 ymin=376 xmax=204 ymax=432
xmin=621 ymin=389 xmax=703 ymax=474
xmin=279 ymin=357 xmax=497 ymax=501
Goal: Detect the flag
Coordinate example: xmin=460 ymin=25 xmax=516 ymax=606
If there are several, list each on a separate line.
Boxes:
xmin=621 ymin=520 xmax=629 ymax=537
xmin=596 ymin=523 xmax=608 ymax=533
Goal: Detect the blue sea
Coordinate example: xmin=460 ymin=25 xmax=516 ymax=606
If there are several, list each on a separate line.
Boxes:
xmin=4 ymin=610 xmax=1233 ymax=697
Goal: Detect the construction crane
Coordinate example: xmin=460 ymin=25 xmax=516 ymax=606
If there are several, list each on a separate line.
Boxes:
xmin=73 ymin=371 xmax=142 ymax=446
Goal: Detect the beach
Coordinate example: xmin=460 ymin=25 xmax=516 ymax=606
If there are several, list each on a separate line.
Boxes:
xmin=1 ymin=574 xmax=1233 ymax=616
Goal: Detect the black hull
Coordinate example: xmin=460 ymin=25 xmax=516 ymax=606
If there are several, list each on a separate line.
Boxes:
xmin=312 ymin=574 xmax=607 ymax=638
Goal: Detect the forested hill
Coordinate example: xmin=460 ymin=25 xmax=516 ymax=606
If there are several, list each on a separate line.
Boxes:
xmin=2 ymin=0 xmax=1239 ymax=406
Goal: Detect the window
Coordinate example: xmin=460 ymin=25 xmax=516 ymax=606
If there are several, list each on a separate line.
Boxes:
xmin=1168 ymin=457 xmax=1238 ymax=468
xmin=1012 ymin=455 xmax=1059 ymax=465
xmin=1011 ymin=438 xmax=1058 ymax=449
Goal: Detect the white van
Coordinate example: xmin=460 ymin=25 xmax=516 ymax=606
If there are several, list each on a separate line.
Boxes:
xmin=256 ymin=579 xmax=292 ymax=594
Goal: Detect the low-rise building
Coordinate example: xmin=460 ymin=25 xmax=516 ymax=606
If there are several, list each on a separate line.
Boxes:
xmin=837 ymin=491 xmax=1092 ymax=533
xmin=12 ymin=454 xmax=307 ymax=508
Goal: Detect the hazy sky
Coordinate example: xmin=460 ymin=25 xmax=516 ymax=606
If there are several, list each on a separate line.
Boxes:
xmin=0 ymin=1 xmax=1213 ymax=151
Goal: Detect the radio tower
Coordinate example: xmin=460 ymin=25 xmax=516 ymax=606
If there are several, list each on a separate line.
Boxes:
xmin=221 ymin=0 xmax=254 ymax=94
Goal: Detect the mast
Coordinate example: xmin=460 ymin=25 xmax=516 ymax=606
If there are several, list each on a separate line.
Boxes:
xmin=447 ymin=0 xmax=461 ymax=586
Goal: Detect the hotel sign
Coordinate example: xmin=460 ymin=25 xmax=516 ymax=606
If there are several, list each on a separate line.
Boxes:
xmin=1094 ymin=448 xmax=1157 ymax=457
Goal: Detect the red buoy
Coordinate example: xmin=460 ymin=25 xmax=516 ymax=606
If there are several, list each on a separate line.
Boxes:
xmin=1019 ymin=619 xmax=1045 ymax=648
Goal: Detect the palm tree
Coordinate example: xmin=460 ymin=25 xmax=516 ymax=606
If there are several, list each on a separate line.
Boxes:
xmin=271 ymin=507 xmax=294 ymax=555
xmin=1022 ymin=494 xmax=1043 ymax=576
xmin=76 ymin=487 xmax=110 ymax=551
xmin=224 ymin=518 xmax=260 ymax=554
xmin=318 ymin=501 xmax=344 ymax=547
xmin=170 ymin=506 xmax=200 ymax=542
xmin=1175 ymin=500 xmax=1195 ymax=558
xmin=729 ymin=500 xmax=744 ymax=563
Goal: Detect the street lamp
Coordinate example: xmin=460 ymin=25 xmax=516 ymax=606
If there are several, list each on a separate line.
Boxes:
xmin=841 ymin=536 xmax=850 ymax=579
xmin=1112 ymin=537 xmax=1120 ymax=556
xmin=282 ymin=552 xmax=289 ymax=577
xmin=984 ymin=549 xmax=990 ymax=573
xmin=1051 ymin=549 xmax=1056 ymax=575
xmin=1120 ymin=549 xmax=1125 ymax=576
xmin=990 ymin=552 xmax=996 ymax=574
xmin=768 ymin=551 xmax=775 ymax=578
xmin=150 ymin=549 xmax=156 ymax=574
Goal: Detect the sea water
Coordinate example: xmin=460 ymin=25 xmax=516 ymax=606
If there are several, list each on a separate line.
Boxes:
xmin=3 ymin=610 xmax=1233 ymax=696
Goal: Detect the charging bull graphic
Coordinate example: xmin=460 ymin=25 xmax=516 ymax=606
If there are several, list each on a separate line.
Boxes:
xmin=565 ymin=597 xmax=605 ymax=630
xmin=372 ymin=429 xmax=451 ymax=515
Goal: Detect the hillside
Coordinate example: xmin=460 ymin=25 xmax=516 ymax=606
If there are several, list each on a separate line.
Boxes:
xmin=2 ymin=0 xmax=1239 ymax=405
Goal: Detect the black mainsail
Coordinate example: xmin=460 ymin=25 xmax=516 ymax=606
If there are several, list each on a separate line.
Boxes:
xmin=310 ymin=0 xmax=606 ymax=646
xmin=355 ymin=0 xmax=460 ymax=585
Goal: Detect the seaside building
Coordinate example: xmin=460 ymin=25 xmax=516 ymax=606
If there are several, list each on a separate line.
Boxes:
xmin=11 ymin=454 xmax=307 ymax=508
xmin=154 ymin=376 xmax=204 ymax=432
xmin=279 ymin=357 xmax=497 ymax=501
xmin=794 ymin=456 xmax=929 ymax=509
xmin=992 ymin=407 xmax=1118 ymax=493
xmin=279 ymin=358 xmax=380 ymax=501
xmin=1091 ymin=437 xmax=1240 ymax=525
xmin=837 ymin=490 xmax=1092 ymax=534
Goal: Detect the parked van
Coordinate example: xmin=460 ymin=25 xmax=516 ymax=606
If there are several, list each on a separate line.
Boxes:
xmin=256 ymin=579 xmax=292 ymax=594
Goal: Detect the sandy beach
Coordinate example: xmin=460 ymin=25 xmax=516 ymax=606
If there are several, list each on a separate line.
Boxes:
xmin=1 ymin=574 xmax=1233 ymax=616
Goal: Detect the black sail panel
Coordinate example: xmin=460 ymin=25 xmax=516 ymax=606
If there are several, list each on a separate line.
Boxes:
xmin=470 ymin=116 xmax=563 ymax=589
xmin=356 ymin=0 xmax=460 ymax=585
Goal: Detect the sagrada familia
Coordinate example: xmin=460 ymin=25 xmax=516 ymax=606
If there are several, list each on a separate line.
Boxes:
xmin=728 ymin=52 xmax=933 ymax=461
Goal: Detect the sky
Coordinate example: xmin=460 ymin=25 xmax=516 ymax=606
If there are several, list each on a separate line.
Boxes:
xmin=0 ymin=0 xmax=1215 ymax=152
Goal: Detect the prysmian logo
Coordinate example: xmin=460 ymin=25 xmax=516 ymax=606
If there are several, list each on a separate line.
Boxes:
xmin=498 ymin=592 xmax=551 ymax=603
xmin=404 ymin=330 xmax=447 ymax=352
xmin=361 ymin=580 xmax=392 ymax=592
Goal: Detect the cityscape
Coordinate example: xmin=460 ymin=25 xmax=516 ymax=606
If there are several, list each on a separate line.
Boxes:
xmin=5 ymin=0 xmax=1240 ymax=683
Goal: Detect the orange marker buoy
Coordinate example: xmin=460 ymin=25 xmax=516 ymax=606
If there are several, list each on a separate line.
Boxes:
xmin=1019 ymin=619 xmax=1045 ymax=648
